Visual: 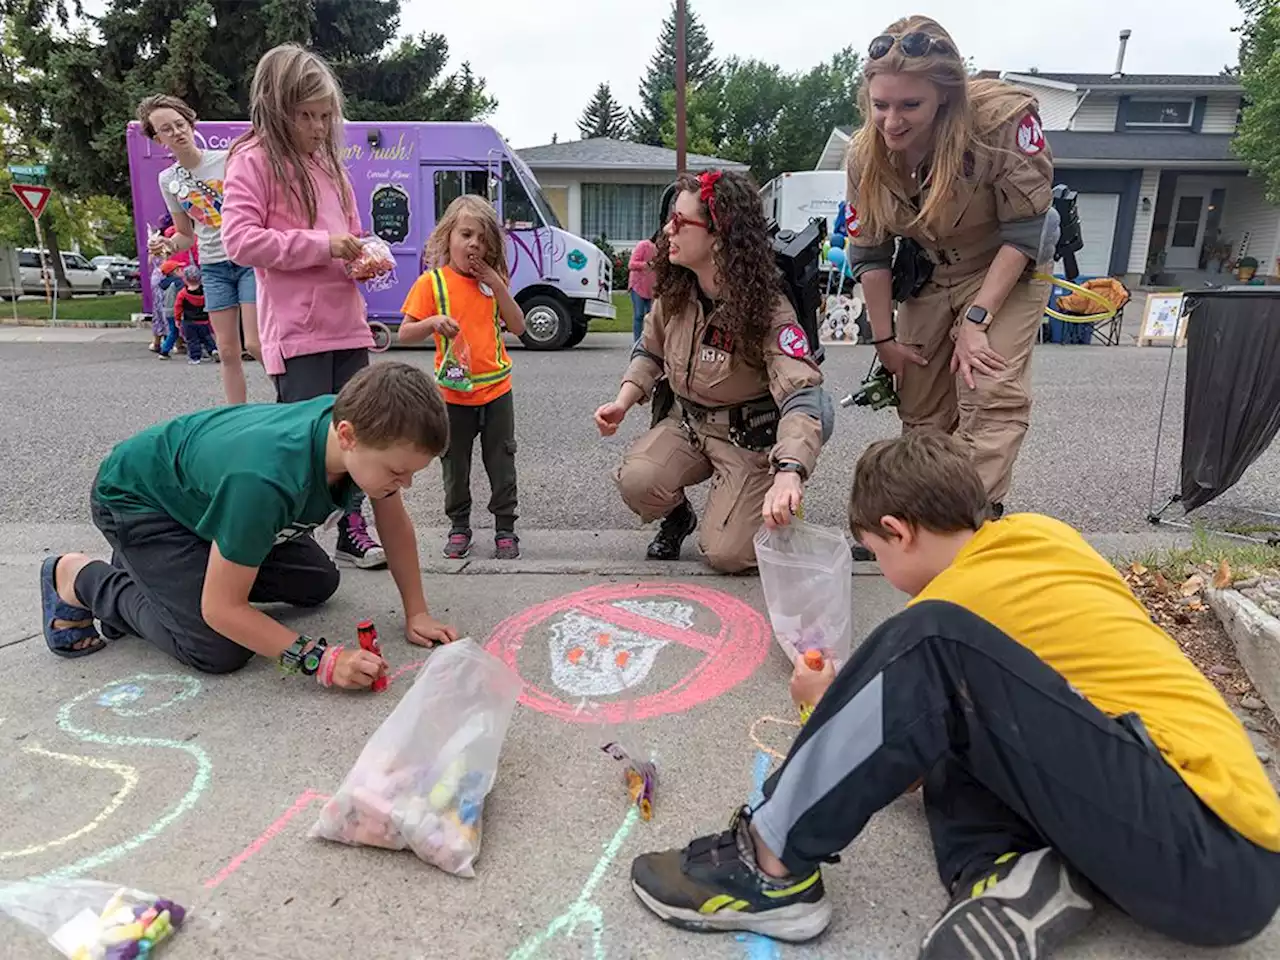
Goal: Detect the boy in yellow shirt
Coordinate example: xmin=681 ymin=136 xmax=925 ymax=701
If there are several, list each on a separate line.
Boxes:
xmin=630 ymin=431 xmax=1280 ymax=957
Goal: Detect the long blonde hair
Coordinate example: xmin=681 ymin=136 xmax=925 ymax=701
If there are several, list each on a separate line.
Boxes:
xmin=423 ymin=194 xmax=509 ymax=281
xmin=230 ymin=44 xmax=353 ymax=227
xmin=850 ymin=16 xmax=1037 ymax=241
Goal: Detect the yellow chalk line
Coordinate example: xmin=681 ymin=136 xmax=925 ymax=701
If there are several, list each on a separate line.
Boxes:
xmin=0 ymin=746 xmax=139 ymax=860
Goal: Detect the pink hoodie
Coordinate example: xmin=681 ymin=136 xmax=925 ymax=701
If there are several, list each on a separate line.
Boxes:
xmin=221 ymin=140 xmax=373 ymax=375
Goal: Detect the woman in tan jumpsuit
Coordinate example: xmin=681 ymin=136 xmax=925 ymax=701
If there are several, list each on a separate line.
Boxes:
xmin=594 ymin=170 xmax=825 ymax=573
xmin=844 ymin=15 xmax=1058 ymax=526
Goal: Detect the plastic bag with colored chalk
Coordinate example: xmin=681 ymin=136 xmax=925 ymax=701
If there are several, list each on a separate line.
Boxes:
xmin=0 ymin=879 xmax=189 ymax=959
xmin=308 ymin=638 xmax=522 ymax=876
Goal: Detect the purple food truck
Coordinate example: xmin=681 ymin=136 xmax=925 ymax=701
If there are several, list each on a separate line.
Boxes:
xmin=126 ymin=120 xmax=615 ymax=350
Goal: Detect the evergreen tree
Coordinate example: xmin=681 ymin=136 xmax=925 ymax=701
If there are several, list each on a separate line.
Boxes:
xmin=577 ymin=82 xmax=629 ymax=140
xmin=630 ymin=0 xmax=718 ymax=147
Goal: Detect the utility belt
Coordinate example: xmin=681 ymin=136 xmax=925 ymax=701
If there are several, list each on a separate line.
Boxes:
xmin=678 ymin=394 xmax=780 ymax=452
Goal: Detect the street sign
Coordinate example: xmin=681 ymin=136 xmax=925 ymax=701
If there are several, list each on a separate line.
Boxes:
xmin=11 ymin=183 xmax=51 ymax=220
xmin=7 ymin=163 xmax=48 ymax=185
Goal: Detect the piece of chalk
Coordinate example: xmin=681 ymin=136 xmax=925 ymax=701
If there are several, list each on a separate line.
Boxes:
xmin=803 ymin=649 xmax=825 ymax=670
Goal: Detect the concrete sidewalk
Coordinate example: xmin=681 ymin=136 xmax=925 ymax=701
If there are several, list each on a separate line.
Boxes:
xmin=2 ymin=527 xmax=1276 ymax=959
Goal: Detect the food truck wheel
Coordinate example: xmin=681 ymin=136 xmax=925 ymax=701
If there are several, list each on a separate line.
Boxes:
xmin=368 ymin=321 xmax=393 ymax=353
xmin=518 ymin=294 xmax=573 ymax=350
xmin=564 ymin=320 xmax=589 ymax=348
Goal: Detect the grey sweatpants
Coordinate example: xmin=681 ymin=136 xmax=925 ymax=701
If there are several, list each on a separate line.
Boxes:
xmin=74 ymin=494 xmax=340 ymax=674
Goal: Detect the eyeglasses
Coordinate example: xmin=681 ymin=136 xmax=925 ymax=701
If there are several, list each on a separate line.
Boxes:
xmin=156 ymin=119 xmax=191 ymax=137
xmin=868 ymin=32 xmax=953 ymax=60
xmin=667 ymin=211 xmax=710 ymax=233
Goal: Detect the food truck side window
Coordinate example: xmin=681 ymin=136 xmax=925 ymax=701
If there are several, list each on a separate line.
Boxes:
xmin=434 ymin=170 xmax=490 ymax=220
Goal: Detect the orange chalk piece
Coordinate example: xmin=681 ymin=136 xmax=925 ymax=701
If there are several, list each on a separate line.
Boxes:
xmin=803 ymin=649 xmax=825 ymax=671
xmin=567 ymin=647 xmax=585 ymax=665
xmin=615 ymin=650 xmax=631 ymax=668
xmin=596 ymin=633 xmax=611 ymax=647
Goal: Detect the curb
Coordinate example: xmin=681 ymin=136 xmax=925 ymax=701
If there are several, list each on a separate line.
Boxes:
xmin=1208 ymin=585 xmax=1280 ymax=716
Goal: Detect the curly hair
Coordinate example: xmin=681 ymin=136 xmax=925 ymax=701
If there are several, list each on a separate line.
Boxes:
xmin=653 ymin=170 xmax=784 ymax=365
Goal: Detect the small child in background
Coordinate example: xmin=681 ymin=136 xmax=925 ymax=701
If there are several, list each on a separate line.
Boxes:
xmin=399 ymin=194 xmax=527 ymax=560
xmin=175 ymin=265 xmax=219 ymax=365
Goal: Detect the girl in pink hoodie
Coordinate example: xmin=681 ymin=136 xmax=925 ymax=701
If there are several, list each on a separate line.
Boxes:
xmin=221 ymin=43 xmax=384 ymax=570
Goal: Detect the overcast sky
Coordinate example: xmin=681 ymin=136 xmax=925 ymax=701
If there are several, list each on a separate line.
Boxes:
xmin=403 ymin=0 xmax=1247 ymax=148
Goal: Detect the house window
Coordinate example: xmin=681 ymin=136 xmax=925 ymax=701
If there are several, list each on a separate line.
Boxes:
xmin=581 ymin=183 xmax=665 ymax=244
xmin=1126 ymin=99 xmax=1193 ymax=128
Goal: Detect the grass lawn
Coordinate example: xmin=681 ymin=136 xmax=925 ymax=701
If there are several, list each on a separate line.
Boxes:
xmin=588 ymin=292 xmax=633 ymax=334
xmin=2 ymin=292 xmax=143 ymax=323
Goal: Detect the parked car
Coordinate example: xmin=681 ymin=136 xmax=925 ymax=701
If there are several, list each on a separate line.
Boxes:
xmin=91 ymin=255 xmax=143 ymax=291
xmin=19 ymin=249 xmax=115 ymax=296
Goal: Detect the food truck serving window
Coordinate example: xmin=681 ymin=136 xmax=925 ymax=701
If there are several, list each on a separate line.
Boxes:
xmin=434 ymin=170 xmax=490 ymax=219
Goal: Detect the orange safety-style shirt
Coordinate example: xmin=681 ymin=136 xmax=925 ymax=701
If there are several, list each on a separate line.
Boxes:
xmin=401 ymin=265 xmax=512 ymax=406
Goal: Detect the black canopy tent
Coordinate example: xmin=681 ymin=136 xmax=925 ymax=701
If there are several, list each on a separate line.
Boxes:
xmin=1148 ymin=287 xmax=1280 ymax=543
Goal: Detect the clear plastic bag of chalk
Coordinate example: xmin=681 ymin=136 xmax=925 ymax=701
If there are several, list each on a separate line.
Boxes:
xmin=0 ymin=878 xmax=191 ymax=958
xmin=309 ymin=638 xmax=523 ymax=877
xmin=753 ymin=520 xmax=853 ymax=668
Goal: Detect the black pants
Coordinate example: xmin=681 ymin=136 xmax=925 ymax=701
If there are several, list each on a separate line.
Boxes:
xmin=76 ymin=495 xmax=340 ymax=674
xmin=443 ymin=391 xmax=518 ymax=534
xmin=752 ymin=600 xmax=1280 ymax=947
xmin=273 ymin=347 xmax=369 ymax=517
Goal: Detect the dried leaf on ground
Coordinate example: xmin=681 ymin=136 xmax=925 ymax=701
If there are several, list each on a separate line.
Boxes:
xmin=1213 ymin=559 xmax=1232 ymax=590
xmin=1129 ymin=563 xmax=1149 ymax=577
xmin=1153 ymin=571 xmax=1173 ymax=594
xmin=1181 ymin=574 xmax=1205 ymax=597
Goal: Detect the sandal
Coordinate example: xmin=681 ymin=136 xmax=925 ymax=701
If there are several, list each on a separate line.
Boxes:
xmin=40 ymin=556 xmax=104 ymax=658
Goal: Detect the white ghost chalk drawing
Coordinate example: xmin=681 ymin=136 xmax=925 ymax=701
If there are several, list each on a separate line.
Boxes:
xmin=548 ymin=601 xmax=695 ymax=697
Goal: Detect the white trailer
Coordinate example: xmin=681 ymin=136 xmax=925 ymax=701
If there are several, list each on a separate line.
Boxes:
xmin=760 ymin=170 xmax=847 ymax=236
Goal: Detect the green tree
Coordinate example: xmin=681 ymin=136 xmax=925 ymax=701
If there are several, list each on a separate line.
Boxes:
xmin=1233 ymin=0 xmax=1280 ymax=202
xmin=5 ymin=0 xmax=496 ymax=202
xmin=631 ymin=0 xmax=718 ymax=147
xmin=577 ymin=82 xmax=630 ymax=140
xmin=658 ymin=85 xmax=721 ymax=158
xmin=773 ymin=47 xmax=861 ymax=178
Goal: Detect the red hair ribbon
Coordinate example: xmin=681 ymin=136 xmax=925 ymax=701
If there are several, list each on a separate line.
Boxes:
xmin=699 ymin=169 xmax=722 ymax=227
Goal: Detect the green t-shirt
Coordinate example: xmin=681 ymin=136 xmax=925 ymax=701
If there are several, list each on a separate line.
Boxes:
xmin=94 ymin=396 xmax=358 ymax=567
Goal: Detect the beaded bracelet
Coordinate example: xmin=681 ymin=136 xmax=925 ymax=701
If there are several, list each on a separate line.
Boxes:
xmin=318 ymin=644 xmax=344 ymax=687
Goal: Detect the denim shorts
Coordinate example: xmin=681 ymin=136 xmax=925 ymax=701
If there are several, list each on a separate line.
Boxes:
xmin=201 ymin=260 xmax=256 ymax=312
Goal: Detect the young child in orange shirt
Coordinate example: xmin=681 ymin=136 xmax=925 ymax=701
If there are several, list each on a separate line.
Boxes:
xmin=399 ymin=195 xmax=527 ymax=560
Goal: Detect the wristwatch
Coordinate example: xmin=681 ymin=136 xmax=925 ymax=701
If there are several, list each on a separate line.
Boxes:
xmin=964 ymin=305 xmax=991 ymax=329
xmin=280 ymin=634 xmax=327 ymax=676
xmin=774 ymin=461 xmax=807 ymax=481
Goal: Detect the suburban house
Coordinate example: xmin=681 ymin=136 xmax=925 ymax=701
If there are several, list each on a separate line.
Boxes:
xmin=515 ymin=137 xmax=747 ymax=251
xmin=813 ymin=38 xmax=1276 ymax=286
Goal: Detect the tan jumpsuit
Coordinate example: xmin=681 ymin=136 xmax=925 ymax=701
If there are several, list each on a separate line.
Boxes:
xmin=615 ymin=293 xmax=824 ymax=573
xmin=846 ymin=88 xmax=1056 ymax=504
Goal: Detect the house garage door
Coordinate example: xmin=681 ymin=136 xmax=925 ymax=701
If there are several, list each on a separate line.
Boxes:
xmin=1073 ymin=193 xmax=1120 ymax=276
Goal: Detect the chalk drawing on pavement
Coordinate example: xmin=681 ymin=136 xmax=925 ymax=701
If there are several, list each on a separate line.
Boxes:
xmin=508 ymin=806 xmax=639 ymax=960
xmin=487 ymin=582 xmax=771 ymax=723
xmin=18 ymin=674 xmax=212 ymax=884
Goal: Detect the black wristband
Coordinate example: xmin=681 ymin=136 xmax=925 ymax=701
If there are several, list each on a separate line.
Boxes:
xmin=871 ymin=334 xmax=896 ymax=345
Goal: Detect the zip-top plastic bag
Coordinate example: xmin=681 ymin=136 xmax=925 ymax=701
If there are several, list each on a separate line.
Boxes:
xmin=309 ymin=638 xmax=523 ymax=877
xmin=346 ymin=236 xmax=397 ymax=292
xmin=753 ymin=520 xmax=854 ymax=668
xmin=0 ymin=878 xmax=189 ymax=959
xmin=436 ymin=335 xmax=474 ymax=392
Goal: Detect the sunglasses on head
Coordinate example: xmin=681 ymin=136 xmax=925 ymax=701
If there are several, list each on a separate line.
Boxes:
xmin=868 ymin=32 xmax=953 ymax=60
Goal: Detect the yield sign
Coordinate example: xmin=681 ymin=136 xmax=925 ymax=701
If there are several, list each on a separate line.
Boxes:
xmin=11 ymin=183 xmax=51 ymax=220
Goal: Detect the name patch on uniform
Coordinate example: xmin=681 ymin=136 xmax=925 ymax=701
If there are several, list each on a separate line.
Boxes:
xmin=701 ymin=347 xmax=726 ymax=363
xmin=1016 ymin=112 xmax=1045 ymax=156
xmin=702 ymin=324 xmax=736 ymax=354
xmin=777 ymin=324 xmax=811 ymax=359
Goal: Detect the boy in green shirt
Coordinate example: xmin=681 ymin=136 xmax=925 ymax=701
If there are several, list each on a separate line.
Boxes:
xmin=40 ymin=362 xmax=457 ymax=690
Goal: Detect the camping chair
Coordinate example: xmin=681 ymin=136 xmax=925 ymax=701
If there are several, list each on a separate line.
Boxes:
xmin=1040 ymin=275 xmax=1130 ymax=346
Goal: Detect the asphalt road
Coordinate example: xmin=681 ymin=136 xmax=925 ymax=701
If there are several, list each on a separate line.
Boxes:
xmin=1 ymin=332 xmax=1274 ymax=538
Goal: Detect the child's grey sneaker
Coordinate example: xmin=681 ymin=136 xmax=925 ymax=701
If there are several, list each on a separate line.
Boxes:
xmin=919 ymin=848 xmax=1094 ymax=959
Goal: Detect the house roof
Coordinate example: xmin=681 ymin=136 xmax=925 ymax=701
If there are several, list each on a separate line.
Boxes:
xmin=516 ymin=137 xmax=749 ymax=172
xmin=1046 ymin=131 xmax=1242 ymax=165
xmin=1016 ymin=72 xmax=1242 ymax=92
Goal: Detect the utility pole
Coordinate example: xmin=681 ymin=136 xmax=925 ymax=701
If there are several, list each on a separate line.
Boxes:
xmin=675 ymin=0 xmax=687 ymax=174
